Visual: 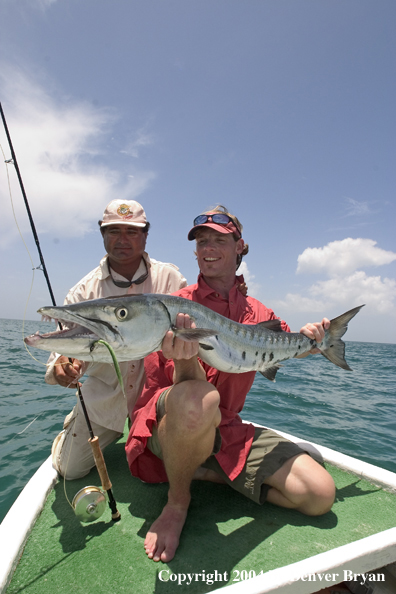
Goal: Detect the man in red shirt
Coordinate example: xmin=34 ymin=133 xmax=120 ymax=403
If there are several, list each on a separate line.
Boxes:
xmin=126 ymin=205 xmax=335 ymax=563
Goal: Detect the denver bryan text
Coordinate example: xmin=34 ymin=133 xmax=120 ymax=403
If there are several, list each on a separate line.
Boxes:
xmin=297 ymin=570 xmax=385 ymax=585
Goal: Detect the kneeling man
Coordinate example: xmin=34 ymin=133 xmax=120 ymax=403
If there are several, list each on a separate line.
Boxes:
xmin=126 ymin=205 xmax=335 ymax=563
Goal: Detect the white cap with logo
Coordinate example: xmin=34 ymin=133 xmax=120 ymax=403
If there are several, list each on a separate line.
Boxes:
xmin=101 ymin=200 xmax=147 ymax=228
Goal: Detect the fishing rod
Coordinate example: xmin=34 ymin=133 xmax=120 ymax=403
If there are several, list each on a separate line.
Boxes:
xmin=1 ymin=101 xmax=120 ymax=523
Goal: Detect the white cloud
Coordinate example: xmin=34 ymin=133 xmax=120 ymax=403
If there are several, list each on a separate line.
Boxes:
xmin=0 ymin=66 xmax=155 ymax=246
xmin=273 ymin=293 xmax=327 ymax=314
xmin=310 ymin=272 xmax=395 ymax=314
xmin=297 ymin=238 xmax=396 ymax=276
xmin=275 ymin=239 xmax=396 ymax=318
xmin=274 ymin=272 xmax=396 ymax=317
xmin=121 ymin=128 xmax=156 ymax=158
xmin=36 ymin=0 xmax=58 ymax=8
xmin=343 ymin=197 xmax=372 ymax=217
xmin=12 ymin=0 xmax=58 ymax=10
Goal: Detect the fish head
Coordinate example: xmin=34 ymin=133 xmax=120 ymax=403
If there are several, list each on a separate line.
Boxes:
xmin=24 ymin=294 xmax=172 ymax=362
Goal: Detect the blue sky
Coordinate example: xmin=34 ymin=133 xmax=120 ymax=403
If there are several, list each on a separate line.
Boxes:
xmin=0 ymin=0 xmax=395 ymax=343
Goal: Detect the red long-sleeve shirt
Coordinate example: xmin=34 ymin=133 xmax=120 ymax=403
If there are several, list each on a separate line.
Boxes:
xmin=125 ymin=274 xmax=290 ymax=482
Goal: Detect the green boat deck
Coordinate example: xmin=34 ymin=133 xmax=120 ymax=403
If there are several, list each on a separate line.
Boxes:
xmin=7 ymin=430 xmax=396 ymax=594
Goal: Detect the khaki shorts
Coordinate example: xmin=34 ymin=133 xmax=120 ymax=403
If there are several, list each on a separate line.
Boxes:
xmin=202 ymin=426 xmax=306 ymax=504
xmin=147 ymin=388 xmax=306 ymax=504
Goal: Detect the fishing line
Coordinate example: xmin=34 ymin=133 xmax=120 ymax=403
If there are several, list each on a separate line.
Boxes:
xmin=1 ymin=107 xmax=79 ymax=366
xmin=1 ymin=102 xmax=121 ymax=523
xmin=0 ymin=141 xmax=51 ymax=441
xmin=0 ymin=141 xmax=64 ymax=369
xmin=5 ymin=414 xmax=43 ymax=445
xmin=0 ymin=148 xmax=60 ymax=368
xmin=62 ymin=408 xmax=80 ymax=511
xmin=1 ymin=103 xmax=61 ymax=365
xmin=16 ymin=416 xmax=40 ymax=435
xmin=0 ymin=142 xmax=39 ymax=354
xmin=0 ymin=143 xmax=34 ymax=266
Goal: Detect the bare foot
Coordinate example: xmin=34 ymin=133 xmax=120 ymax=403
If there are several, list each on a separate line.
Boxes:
xmin=144 ymin=503 xmax=188 ymax=562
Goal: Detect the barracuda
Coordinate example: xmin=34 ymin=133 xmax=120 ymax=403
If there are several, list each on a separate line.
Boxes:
xmin=24 ymin=295 xmax=364 ymax=381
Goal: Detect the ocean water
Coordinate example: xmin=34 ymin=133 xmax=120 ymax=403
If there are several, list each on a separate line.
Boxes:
xmin=1 ymin=317 xmax=395 ymax=523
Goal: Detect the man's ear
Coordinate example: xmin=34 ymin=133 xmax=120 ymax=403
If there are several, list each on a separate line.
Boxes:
xmin=236 ymin=238 xmax=244 ymax=254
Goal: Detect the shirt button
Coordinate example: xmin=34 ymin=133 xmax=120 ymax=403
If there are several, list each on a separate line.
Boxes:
xmin=215 ymin=293 xmax=219 ymax=297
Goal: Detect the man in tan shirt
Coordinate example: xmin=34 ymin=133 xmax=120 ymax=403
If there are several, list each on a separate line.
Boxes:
xmin=46 ymin=199 xmax=187 ymax=479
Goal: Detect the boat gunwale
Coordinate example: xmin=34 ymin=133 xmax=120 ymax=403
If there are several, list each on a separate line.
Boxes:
xmin=0 ymin=455 xmax=58 ymax=593
xmin=210 ymin=528 xmax=396 ymax=594
xmin=248 ymin=421 xmax=396 ymax=493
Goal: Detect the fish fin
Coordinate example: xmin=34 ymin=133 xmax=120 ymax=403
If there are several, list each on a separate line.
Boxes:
xmin=259 ymin=364 xmax=282 ymax=382
xmin=320 ymin=305 xmax=364 ymax=370
xmin=199 ymin=343 xmax=214 ymax=351
xmin=256 ymin=319 xmax=283 ymax=332
xmin=173 ymin=327 xmax=217 ymax=341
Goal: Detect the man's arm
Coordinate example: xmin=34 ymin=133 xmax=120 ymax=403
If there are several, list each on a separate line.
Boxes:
xmin=161 ymin=313 xmax=206 ymax=384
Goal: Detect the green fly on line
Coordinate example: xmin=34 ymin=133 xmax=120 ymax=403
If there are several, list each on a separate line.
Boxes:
xmin=91 ymin=339 xmax=126 ymax=397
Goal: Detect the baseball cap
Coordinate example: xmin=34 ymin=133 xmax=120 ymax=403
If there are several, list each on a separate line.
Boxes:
xmin=101 ymin=200 xmax=147 ymax=228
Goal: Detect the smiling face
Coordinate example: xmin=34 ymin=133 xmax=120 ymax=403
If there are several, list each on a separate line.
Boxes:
xmin=195 ymin=228 xmax=244 ymax=282
xmin=102 ymin=224 xmax=147 ymax=270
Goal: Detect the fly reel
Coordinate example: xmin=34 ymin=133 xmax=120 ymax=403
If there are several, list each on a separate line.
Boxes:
xmin=72 ymin=486 xmax=107 ymax=523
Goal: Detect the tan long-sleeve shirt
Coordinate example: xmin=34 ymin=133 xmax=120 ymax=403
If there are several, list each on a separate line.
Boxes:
xmin=45 ymin=253 xmax=187 ymax=432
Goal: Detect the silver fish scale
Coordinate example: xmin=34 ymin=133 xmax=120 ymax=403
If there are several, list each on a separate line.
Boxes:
xmin=159 ymin=295 xmax=314 ymax=373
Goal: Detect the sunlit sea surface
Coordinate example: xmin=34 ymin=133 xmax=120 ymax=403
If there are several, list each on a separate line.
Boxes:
xmin=1 ymin=318 xmax=395 ymax=523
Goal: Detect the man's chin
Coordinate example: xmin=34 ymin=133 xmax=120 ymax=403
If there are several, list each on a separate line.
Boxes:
xmin=201 ymin=268 xmax=224 ymax=280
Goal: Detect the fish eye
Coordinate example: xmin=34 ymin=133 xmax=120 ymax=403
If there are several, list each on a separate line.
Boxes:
xmin=115 ymin=307 xmax=128 ymax=321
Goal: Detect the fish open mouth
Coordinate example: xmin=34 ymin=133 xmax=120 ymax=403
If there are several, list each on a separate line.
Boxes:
xmin=24 ymin=322 xmax=99 ymax=345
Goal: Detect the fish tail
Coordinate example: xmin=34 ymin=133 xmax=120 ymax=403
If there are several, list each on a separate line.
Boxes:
xmin=320 ymin=305 xmax=364 ymax=370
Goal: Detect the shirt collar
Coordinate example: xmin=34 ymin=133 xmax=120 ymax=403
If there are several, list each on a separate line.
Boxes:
xmin=197 ymin=273 xmax=245 ymax=299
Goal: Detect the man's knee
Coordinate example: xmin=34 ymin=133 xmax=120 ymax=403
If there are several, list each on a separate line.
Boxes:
xmin=308 ymin=471 xmax=335 ymax=516
xmin=52 ymin=419 xmax=121 ymax=480
xmin=291 ymin=455 xmax=336 ymax=516
xmin=164 ymin=380 xmax=220 ymax=434
xmin=266 ymin=453 xmax=335 ymax=516
xmin=52 ymin=430 xmax=93 ymax=479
